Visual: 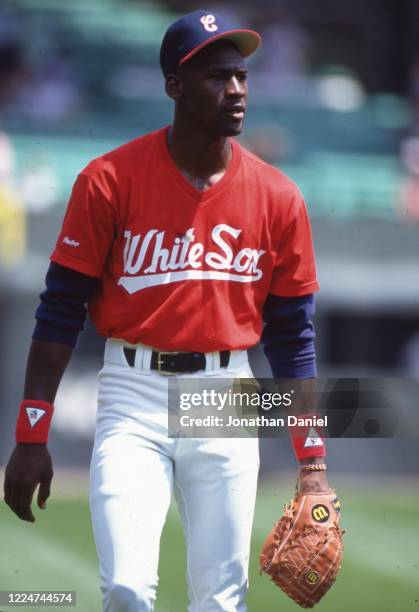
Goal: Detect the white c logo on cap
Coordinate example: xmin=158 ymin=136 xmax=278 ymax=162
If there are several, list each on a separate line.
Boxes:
xmin=200 ymin=14 xmax=218 ymax=32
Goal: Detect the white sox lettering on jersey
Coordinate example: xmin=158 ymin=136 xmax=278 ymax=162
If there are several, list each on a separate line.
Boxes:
xmin=51 ymin=127 xmax=319 ymax=350
xmin=120 ymin=224 xmax=266 ymax=294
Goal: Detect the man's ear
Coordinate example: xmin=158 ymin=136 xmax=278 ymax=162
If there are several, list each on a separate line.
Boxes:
xmin=165 ymin=73 xmax=183 ymax=101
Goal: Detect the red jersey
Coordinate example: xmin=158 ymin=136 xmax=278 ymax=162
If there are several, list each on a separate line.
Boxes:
xmin=51 ymin=126 xmax=319 ymax=351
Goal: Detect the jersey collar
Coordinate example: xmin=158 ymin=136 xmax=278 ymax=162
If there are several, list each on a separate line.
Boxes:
xmin=158 ymin=125 xmax=242 ymax=202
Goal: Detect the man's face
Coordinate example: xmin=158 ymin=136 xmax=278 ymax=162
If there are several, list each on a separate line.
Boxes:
xmin=171 ymin=40 xmax=248 ymax=137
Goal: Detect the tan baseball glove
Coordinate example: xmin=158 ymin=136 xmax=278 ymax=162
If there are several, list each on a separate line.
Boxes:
xmin=259 ymin=490 xmax=344 ymax=608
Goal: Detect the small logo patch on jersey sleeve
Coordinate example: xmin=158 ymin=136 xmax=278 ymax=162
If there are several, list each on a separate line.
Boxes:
xmin=63 ymin=236 xmax=80 ymax=247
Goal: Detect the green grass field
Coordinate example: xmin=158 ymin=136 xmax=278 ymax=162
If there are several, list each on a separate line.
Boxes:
xmin=0 ymin=474 xmax=418 ymax=612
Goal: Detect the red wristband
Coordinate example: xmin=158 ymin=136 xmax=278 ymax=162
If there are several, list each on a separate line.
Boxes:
xmin=15 ymin=400 xmax=54 ymax=443
xmin=288 ymin=412 xmax=326 ymax=462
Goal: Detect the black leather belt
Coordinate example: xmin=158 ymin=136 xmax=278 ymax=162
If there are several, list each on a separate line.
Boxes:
xmin=123 ymin=347 xmax=230 ymax=374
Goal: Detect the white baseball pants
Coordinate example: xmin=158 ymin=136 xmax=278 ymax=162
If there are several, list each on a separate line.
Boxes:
xmin=89 ymin=339 xmax=260 ymax=612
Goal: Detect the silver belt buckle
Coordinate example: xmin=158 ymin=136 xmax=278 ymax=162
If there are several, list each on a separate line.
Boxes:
xmin=157 ymin=351 xmax=181 ymax=376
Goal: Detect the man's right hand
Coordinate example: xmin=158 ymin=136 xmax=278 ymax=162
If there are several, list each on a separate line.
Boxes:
xmin=3 ymin=443 xmax=53 ymax=523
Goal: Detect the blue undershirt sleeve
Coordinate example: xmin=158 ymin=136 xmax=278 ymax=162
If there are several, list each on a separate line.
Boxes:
xmin=261 ymin=293 xmax=317 ymax=379
xmin=33 ymin=262 xmax=100 ymax=348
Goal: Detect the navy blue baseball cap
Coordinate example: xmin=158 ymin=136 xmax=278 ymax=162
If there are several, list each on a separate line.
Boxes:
xmin=160 ymin=9 xmax=262 ymax=77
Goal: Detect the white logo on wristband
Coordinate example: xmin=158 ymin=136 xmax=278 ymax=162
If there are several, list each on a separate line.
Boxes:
xmin=304 ymin=427 xmax=323 ymax=447
xmin=26 ymin=407 xmax=46 ymax=428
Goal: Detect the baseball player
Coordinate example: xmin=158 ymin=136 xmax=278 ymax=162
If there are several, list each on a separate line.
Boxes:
xmin=4 ymin=10 xmax=330 ymax=612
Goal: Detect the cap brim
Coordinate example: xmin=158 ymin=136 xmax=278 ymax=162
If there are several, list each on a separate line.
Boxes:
xmin=179 ymin=29 xmax=262 ymax=67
